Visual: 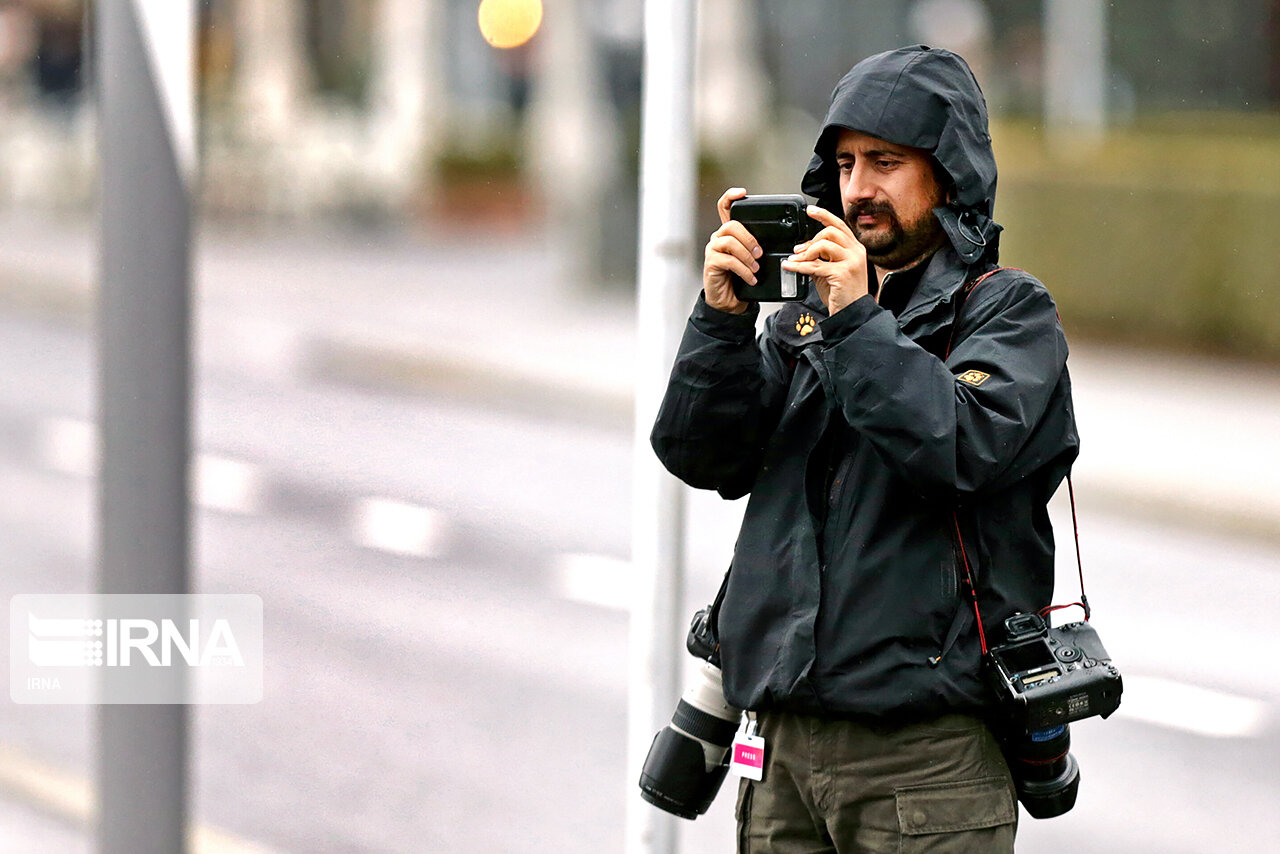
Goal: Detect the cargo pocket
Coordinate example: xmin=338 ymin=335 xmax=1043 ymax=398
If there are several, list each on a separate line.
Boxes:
xmin=895 ymin=776 xmax=1015 ymax=853
xmin=735 ymin=779 xmax=753 ymax=854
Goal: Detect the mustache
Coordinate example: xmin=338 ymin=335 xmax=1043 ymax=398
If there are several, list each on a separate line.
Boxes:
xmin=845 ymin=200 xmax=897 ymax=222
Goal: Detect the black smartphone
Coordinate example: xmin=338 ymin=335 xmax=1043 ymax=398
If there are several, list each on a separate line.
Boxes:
xmin=728 ymin=194 xmax=821 ymax=302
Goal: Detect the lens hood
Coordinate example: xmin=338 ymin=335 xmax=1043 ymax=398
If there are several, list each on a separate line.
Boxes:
xmin=639 ymin=727 xmax=731 ymax=820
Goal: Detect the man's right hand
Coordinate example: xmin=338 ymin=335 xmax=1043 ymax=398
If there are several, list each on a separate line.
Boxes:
xmin=702 ymin=187 xmax=762 ymax=315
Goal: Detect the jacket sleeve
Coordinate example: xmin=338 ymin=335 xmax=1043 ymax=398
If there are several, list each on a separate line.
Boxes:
xmin=650 ymin=294 xmax=794 ymax=499
xmin=816 ymin=271 xmax=1069 ymax=497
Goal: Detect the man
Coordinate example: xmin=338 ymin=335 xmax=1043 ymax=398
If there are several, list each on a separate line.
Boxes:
xmin=650 ymin=46 xmax=1078 ymax=852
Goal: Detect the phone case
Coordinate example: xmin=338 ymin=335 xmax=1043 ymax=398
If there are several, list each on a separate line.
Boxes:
xmin=728 ymin=194 xmax=819 ymax=302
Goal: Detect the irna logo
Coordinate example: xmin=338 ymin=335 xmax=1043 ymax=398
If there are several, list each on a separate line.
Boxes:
xmin=27 ymin=614 xmax=244 ymax=668
xmin=11 ymin=594 xmax=263 ymax=704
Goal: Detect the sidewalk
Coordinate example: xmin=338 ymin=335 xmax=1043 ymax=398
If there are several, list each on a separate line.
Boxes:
xmin=0 ymin=210 xmax=1278 ymax=544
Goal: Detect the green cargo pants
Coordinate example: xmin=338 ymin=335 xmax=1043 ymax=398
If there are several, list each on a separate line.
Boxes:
xmin=735 ymin=711 xmax=1017 ymax=853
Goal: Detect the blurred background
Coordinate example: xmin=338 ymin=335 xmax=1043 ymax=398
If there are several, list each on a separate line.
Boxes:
xmin=0 ymin=0 xmax=1278 ymax=852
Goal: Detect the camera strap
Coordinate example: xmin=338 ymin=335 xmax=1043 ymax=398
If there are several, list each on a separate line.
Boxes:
xmin=943 ymin=267 xmax=1091 ymax=660
xmin=950 ymin=481 xmax=1088 ymax=657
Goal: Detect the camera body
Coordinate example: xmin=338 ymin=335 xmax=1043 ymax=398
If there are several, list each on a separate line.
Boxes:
xmin=728 ymin=194 xmax=821 ymax=302
xmin=985 ymin=613 xmax=1122 ymax=732
xmin=984 ymin=613 xmax=1123 ymax=819
xmin=686 ymin=604 xmax=719 ymax=665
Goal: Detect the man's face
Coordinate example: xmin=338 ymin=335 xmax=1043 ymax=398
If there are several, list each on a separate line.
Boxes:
xmin=834 ymin=128 xmax=947 ymax=271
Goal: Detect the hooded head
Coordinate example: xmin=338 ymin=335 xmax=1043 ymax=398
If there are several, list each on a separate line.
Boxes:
xmin=801 ymin=46 xmax=1001 ymax=265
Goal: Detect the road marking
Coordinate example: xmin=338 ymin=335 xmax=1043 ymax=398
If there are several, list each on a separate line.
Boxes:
xmin=553 ymin=553 xmax=632 ymax=610
xmin=195 ymin=455 xmax=264 ymax=515
xmin=36 ymin=420 xmax=265 ymax=516
xmin=0 ymin=742 xmax=280 ymax=854
xmin=351 ymin=497 xmax=446 ymax=557
xmin=201 ymin=315 xmax=302 ymax=380
xmin=37 ymin=417 xmax=97 ymax=477
xmin=1118 ymin=675 xmax=1269 ymax=738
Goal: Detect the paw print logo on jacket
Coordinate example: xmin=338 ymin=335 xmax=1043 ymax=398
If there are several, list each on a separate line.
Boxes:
xmin=795 ymin=313 xmax=816 ymax=336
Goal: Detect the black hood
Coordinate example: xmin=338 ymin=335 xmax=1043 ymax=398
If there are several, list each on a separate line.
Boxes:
xmin=801 ymin=45 xmax=1001 ymax=264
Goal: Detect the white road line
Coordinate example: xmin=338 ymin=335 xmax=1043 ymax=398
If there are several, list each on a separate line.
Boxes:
xmin=1117 ymin=675 xmax=1270 ymax=738
xmin=200 ymin=315 xmax=303 ymax=380
xmin=351 ymin=498 xmax=446 ymax=558
xmin=36 ymin=417 xmax=97 ymax=477
xmin=0 ymin=743 xmax=280 ymax=854
xmin=553 ymin=553 xmax=633 ymax=610
xmin=36 ymin=420 xmax=265 ymax=517
xmin=195 ymin=454 xmax=264 ymax=515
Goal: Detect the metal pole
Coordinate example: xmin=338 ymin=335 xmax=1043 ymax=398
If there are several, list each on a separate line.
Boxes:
xmin=628 ymin=0 xmax=697 ymax=852
xmin=1044 ymin=0 xmax=1107 ymax=143
xmin=96 ymin=1 xmax=195 ymax=852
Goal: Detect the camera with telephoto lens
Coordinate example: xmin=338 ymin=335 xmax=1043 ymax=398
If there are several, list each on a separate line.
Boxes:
xmin=984 ymin=612 xmax=1123 ymax=818
xmin=638 ymin=606 xmax=743 ymax=820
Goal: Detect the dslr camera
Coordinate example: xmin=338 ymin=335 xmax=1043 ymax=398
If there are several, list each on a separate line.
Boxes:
xmin=984 ymin=613 xmax=1123 ymax=818
xmin=637 ymin=606 xmax=742 ymax=820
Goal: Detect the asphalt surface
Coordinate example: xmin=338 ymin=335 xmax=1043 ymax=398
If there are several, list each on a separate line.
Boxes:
xmin=0 ymin=217 xmax=1278 ymax=852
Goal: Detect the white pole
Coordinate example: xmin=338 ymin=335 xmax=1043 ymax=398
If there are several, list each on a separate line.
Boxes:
xmin=628 ymin=0 xmax=697 ymax=852
xmin=368 ymin=0 xmax=445 ymax=203
xmin=1044 ymin=0 xmax=1107 ymax=143
xmin=96 ymin=0 xmax=195 ymax=851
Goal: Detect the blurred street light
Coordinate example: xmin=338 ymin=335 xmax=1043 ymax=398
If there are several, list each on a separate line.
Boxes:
xmin=478 ymin=0 xmax=543 ymax=49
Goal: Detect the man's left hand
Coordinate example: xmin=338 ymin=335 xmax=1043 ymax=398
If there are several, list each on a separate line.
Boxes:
xmin=781 ymin=206 xmax=870 ymax=316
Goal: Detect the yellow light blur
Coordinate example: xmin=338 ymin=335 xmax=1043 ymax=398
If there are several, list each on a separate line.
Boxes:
xmin=477 ymin=0 xmax=543 ymax=49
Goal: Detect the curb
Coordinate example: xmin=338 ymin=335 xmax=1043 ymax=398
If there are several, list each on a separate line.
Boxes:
xmin=0 ymin=273 xmax=91 ymax=328
xmin=306 ymin=338 xmax=634 ymax=429
xmin=1082 ymin=480 xmax=1280 ymax=548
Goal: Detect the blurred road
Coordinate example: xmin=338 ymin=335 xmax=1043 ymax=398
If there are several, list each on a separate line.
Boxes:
xmin=0 ymin=220 xmax=1277 ymax=853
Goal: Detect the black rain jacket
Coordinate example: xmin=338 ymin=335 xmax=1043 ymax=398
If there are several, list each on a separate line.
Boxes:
xmin=650 ymin=47 xmax=1079 ymax=721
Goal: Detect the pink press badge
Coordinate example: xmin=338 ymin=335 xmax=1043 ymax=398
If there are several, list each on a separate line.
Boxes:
xmin=729 ymin=730 xmax=766 ymax=781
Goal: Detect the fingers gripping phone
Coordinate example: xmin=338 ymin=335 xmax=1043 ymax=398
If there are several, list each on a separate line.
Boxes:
xmin=729 ymin=194 xmax=821 ymax=302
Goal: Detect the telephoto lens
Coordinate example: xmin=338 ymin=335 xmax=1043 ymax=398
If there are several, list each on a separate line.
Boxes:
xmin=638 ymin=663 xmax=742 ymax=819
xmin=1003 ymin=724 xmax=1080 ymax=819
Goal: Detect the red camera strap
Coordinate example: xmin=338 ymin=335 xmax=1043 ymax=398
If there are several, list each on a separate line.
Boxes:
xmin=946 ymin=267 xmax=1091 ymax=657
xmin=1039 ymin=475 xmax=1090 ymax=623
xmin=951 ymin=479 xmax=1088 ymax=657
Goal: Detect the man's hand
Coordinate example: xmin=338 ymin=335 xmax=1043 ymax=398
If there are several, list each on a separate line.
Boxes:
xmin=782 ymin=206 xmax=870 ymax=316
xmin=702 ymin=187 xmax=761 ymax=315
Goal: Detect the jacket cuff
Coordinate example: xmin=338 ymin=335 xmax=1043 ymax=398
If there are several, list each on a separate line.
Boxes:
xmin=817 ymin=294 xmax=881 ymax=342
xmin=690 ymin=292 xmax=760 ymax=344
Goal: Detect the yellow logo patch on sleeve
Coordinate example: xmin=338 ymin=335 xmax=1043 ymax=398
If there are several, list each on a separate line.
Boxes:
xmin=957 ymin=369 xmax=991 ymax=386
xmin=795 ymin=313 xmax=816 ymax=335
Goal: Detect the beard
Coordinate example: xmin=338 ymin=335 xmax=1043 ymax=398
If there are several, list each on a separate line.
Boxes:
xmin=845 ymin=198 xmax=945 ymax=270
